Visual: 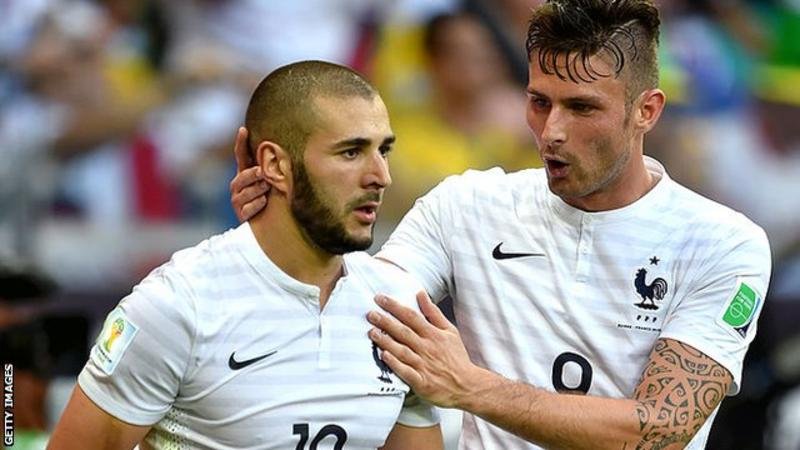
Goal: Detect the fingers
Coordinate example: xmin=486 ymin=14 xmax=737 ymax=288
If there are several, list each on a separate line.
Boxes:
xmin=369 ymin=327 xmax=424 ymax=367
xmin=374 ymin=346 xmax=423 ymax=387
xmin=235 ymin=195 xmax=267 ymax=223
xmin=367 ymin=308 xmax=424 ymax=350
xmin=416 ymin=291 xmax=452 ymax=330
xmin=233 ymin=126 xmax=252 ymax=172
xmin=230 ymin=167 xmax=269 ymax=222
xmin=374 ymin=294 xmax=433 ymax=336
xmin=230 ymin=168 xmax=268 ymax=198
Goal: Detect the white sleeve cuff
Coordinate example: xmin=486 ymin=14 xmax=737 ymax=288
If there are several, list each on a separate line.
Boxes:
xmin=396 ymin=394 xmax=441 ymax=427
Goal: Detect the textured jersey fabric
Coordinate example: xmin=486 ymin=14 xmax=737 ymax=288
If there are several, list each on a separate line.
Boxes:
xmin=377 ymin=156 xmax=771 ymax=449
xmin=79 ymin=223 xmax=437 ymax=450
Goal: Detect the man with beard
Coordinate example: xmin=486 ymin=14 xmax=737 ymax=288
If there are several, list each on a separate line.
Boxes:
xmin=48 ymin=61 xmax=443 ymax=450
xmin=230 ymin=1 xmax=772 ymax=449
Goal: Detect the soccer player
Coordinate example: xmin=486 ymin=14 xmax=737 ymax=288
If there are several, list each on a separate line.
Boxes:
xmin=231 ymin=2 xmax=771 ymax=449
xmin=48 ymin=61 xmax=443 ymax=450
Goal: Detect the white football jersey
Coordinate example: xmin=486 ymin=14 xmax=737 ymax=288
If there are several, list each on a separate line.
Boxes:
xmin=377 ymin=157 xmax=771 ymax=450
xmin=79 ymin=223 xmax=437 ymax=450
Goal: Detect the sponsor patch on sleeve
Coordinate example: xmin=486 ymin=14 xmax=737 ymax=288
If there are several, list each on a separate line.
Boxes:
xmin=90 ymin=308 xmax=139 ymax=375
xmin=716 ymin=281 xmax=762 ymax=339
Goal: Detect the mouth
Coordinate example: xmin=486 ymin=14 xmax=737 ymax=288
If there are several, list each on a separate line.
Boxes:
xmin=544 ymin=157 xmax=569 ymax=178
xmin=352 ymin=202 xmax=380 ymax=224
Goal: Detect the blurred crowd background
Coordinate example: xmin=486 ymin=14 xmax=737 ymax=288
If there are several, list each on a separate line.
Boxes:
xmin=1 ymin=0 xmax=799 ymax=449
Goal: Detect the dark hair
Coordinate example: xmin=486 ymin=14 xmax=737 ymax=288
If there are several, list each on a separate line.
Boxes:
xmin=245 ymin=60 xmax=377 ymax=161
xmin=525 ymin=0 xmax=660 ymax=100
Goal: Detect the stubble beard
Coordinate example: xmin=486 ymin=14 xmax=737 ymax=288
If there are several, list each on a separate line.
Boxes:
xmin=290 ymin=161 xmax=374 ymax=255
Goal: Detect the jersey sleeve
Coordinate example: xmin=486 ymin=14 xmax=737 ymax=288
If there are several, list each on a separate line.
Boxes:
xmin=396 ymin=393 xmax=440 ymax=427
xmin=376 ymin=175 xmax=460 ymax=303
xmin=659 ymin=224 xmax=771 ymax=395
xmin=362 ymin=260 xmax=442 ymax=427
xmin=78 ymin=266 xmax=197 ymax=425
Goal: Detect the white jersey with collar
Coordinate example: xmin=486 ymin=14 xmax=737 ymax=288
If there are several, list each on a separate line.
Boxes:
xmin=376 ymin=156 xmax=771 ymax=450
xmin=78 ymin=223 xmax=437 ymax=450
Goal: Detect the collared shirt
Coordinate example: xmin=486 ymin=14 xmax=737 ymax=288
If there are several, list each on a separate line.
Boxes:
xmin=377 ymin=156 xmax=771 ymax=449
xmin=80 ymin=223 xmax=437 ymax=450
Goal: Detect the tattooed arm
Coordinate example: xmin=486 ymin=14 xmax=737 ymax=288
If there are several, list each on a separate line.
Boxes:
xmin=451 ymin=338 xmax=728 ymax=450
xmin=631 ymin=339 xmax=730 ymax=448
xmin=368 ymin=294 xmax=731 ymax=450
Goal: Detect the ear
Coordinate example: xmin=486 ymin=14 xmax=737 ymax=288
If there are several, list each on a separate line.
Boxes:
xmin=634 ymin=88 xmax=666 ymax=134
xmin=254 ymin=140 xmax=292 ymax=195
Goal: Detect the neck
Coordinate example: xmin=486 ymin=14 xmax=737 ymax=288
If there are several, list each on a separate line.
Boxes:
xmin=248 ymin=197 xmax=343 ymax=308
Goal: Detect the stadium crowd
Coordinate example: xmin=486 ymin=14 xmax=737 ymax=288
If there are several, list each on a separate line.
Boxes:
xmin=1 ymin=0 xmax=799 ymax=448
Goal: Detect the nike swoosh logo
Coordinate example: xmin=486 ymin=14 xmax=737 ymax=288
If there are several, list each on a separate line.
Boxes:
xmin=492 ymin=242 xmax=545 ymax=260
xmin=228 ymin=350 xmax=277 ymax=370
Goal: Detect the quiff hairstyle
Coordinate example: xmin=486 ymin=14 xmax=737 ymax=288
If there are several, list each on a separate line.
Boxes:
xmin=526 ymin=0 xmax=661 ymax=102
xmin=245 ymin=60 xmax=377 ymax=162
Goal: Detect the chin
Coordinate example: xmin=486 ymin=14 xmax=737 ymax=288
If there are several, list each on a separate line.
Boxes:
xmin=348 ymin=234 xmax=374 ymax=251
xmin=348 ymin=223 xmax=374 ymax=241
xmin=547 ymin=179 xmax=570 ymax=196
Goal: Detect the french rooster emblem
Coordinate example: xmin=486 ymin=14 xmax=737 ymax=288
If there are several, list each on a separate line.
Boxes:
xmin=372 ymin=342 xmax=393 ymax=383
xmin=634 ymin=268 xmax=668 ymax=310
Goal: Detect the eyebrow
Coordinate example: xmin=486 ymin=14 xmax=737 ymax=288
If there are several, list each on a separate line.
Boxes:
xmin=526 ymin=88 xmax=604 ymax=104
xmin=332 ymin=135 xmax=396 ymax=149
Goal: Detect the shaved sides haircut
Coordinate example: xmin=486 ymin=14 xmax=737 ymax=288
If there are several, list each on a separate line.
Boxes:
xmin=526 ymin=0 xmax=660 ymax=103
xmin=245 ymin=60 xmax=378 ymax=162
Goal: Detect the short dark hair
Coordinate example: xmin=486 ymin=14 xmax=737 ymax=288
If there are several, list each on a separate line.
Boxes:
xmin=525 ymin=0 xmax=661 ymax=100
xmin=245 ymin=60 xmax=377 ymax=161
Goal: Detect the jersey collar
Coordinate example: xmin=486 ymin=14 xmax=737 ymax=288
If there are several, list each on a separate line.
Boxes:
xmin=547 ymin=156 xmax=672 ymax=225
xmin=236 ymin=222 xmax=322 ymax=298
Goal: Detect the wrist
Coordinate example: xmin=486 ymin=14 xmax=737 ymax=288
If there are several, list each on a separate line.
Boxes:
xmin=452 ymin=365 xmax=502 ymax=411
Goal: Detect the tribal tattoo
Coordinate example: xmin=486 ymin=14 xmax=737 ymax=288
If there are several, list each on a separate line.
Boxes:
xmin=631 ymin=338 xmax=730 ymax=450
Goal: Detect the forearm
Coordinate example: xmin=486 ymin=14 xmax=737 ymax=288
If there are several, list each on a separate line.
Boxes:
xmin=380 ymin=423 xmax=443 ymax=450
xmin=369 ymin=293 xmax=731 ymax=450
xmin=457 ymin=367 xmax=644 ymax=450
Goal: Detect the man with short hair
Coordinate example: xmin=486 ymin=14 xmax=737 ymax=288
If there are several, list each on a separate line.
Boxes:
xmin=48 ymin=61 xmax=443 ymax=450
xmin=232 ymin=2 xmax=771 ymax=449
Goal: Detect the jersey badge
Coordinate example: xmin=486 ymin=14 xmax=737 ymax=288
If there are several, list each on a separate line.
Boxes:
xmin=372 ymin=342 xmax=393 ymax=383
xmin=633 ymin=259 xmax=668 ymax=311
xmin=616 ymin=257 xmax=667 ymax=333
xmin=369 ymin=342 xmax=405 ymax=396
xmin=91 ymin=308 xmax=139 ymax=375
xmin=716 ymin=280 xmax=762 ymax=339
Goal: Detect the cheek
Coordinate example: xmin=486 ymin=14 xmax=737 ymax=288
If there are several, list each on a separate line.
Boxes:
xmin=585 ymin=133 xmax=620 ymax=174
xmin=525 ymin=108 xmax=543 ymax=142
xmin=525 ymin=107 xmax=535 ymax=129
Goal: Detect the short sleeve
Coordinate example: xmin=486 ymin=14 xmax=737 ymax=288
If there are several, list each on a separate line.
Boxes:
xmin=376 ymin=176 xmax=459 ymax=303
xmin=659 ymin=225 xmax=771 ymax=395
xmin=78 ymin=267 xmax=197 ymax=425
xmin=396 ymin=393 xmax=441 ymax=427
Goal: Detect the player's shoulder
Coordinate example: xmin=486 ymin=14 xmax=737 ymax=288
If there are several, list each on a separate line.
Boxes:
xmin=345 ymin=252 xmax=419 ymax=285
xmin=667 ymin=180 xmax=769 ymax=251
xmin=344 ymin=252 xmax=424 ymax=305
xmin=133 ymin=226 xmax=245 ymax=301
xmin=428 ymin=166 xmax=547 ymax=203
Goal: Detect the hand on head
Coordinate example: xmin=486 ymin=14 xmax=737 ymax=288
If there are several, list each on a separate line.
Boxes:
xmin=230 ymin=127 xmax=270 ymax=222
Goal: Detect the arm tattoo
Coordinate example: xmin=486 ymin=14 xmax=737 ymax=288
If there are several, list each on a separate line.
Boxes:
xmin=632 ymin=339 xmax=730 ymax=450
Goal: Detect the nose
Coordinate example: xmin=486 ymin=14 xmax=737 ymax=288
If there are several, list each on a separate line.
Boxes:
xmin=541 ymin=107 xmax=567 ymax=149
xmin=364 ymin=149 xmax=391 ymax=190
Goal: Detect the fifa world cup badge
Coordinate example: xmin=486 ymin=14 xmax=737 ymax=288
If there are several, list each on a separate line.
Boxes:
xmin=92 ymin=309 xmax=139 ymax=375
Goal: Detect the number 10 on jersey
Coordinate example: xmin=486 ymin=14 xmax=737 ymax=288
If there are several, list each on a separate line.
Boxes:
xmin=293 ymin=423 xmax=348 ymax=450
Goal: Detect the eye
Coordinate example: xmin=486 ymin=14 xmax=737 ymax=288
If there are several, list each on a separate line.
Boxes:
xmin=379 ymin=145 xmax=393 ymax=158
xmin=529 ymin=96 xmax=550 ymax=110
xmin=570 ymin=102 xmax=595 ymax=114
xmin=342 ymin=148 xmax=359 ymax=159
